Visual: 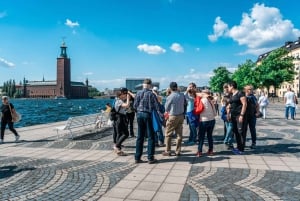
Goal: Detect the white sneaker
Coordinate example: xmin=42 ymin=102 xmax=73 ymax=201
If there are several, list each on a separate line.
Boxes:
xmin=15 ymin=135 xmax=20 ymax=142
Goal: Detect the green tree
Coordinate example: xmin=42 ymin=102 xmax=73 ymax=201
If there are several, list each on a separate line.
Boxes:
xmin=232 ymin=60 xmax=258 ymax=90
xmin=88 ymin=87 xmax=100 ymax=97
xmin=209 ymin=66 xmax=232 ymax=93
xmin=256 ymin=48 xmax=295 ymax=93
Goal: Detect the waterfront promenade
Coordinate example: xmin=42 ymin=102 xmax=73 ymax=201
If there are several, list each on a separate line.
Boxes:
xmin=0 ymin=102 xmax=299 ymax=201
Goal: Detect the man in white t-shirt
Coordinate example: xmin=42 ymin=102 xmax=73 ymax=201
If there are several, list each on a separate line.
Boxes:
xmin=284 ymin=87 xmax=297 ymax=120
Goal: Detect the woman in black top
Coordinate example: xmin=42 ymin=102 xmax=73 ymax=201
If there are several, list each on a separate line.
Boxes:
xmin=228 ymin=81 xmax=247 ymax=154
xmin=1 ymin=96 xmax=20 ymax=143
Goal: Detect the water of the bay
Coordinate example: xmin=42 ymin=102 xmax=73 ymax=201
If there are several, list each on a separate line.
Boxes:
xmin=9 ymin=98 xmax=114 ymax=128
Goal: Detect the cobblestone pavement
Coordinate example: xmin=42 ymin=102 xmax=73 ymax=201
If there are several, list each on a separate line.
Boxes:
xmin=0 ymin=102 xmax=299 ymax=200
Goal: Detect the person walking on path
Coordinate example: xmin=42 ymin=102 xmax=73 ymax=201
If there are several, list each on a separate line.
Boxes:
xmin=1 ymin=96 xmax=20 ymax=144
xmin=258 ymin=92 xmax=269 ymax=119
xmin=113 ymin=88 xmax=130 ymax=156
xmin=133 ymin=79 xmax=163 ymax=164
xmin=228 ymin=81 xmax=247 ymax=155
xmin=196 ymin=90 xmax=217 ymax=157
xmin=162 ymin=82 xmax=186 ymax=156
xmin=284 ymin=87 xmax=297 ymax=120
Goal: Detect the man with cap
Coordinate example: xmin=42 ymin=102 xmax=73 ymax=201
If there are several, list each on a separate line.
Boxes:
xmin=133 ymin=78 xmax=163 ymax=164
xmin=162 ymin=82 xmax=186 ymax=156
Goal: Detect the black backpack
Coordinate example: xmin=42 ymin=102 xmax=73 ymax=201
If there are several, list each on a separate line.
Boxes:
xmin=109 ymin=102 xmax=121 ymax=121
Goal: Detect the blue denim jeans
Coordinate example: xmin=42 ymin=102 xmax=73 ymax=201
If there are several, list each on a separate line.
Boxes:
xmin=285 ymin=106 xmax=295 ymax=119
xmin=198 ymin=120 xmax=215 ymax=152
xmin=223 ymin=121 xmax=233 ymax=145
xmin=187 ymin=118 xmax=198 ymax=143
xmin=135 ymin=112 xmax=155 ymax=161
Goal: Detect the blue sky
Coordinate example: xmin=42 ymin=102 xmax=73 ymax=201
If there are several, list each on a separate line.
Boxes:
xmin=1 ymin=0 xmax=299 ymax=90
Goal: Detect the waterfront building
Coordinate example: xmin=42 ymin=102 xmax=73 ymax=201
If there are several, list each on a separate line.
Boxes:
xmin=19 ymin=42 xmax=88 ymax=99
xmin=257 ymin=37 xmax=300 ymax=97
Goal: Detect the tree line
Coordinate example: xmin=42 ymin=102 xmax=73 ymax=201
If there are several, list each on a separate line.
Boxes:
xmin=209 ymin=48 xmax=295 ymax=95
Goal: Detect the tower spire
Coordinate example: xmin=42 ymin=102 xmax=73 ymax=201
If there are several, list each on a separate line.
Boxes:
xmin=60 ymin=37 xmax=67 ymax=58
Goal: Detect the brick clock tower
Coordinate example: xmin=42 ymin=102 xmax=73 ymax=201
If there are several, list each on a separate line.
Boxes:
xmin=56 ymin=42 xmax=71 ymax=98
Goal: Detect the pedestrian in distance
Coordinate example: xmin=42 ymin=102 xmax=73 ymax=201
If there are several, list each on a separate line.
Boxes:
xmin=284 ymin=87 xmax=297 ymax=120
xmin=258 ymin=92 xmax=269 ymax=119
xmin=1 ymin=96 xmax=20 ymax=144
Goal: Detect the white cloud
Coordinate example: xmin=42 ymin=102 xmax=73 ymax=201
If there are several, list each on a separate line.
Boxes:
xmin=208 ymin=3 xmax=300 ymax=55
xmin=137 ymin=44 xmax=166 ymax=55
xmin=0 ymin=11 xmax=7 ymax=18
xmin=65 ymin=19 xmax=80 ymax=28
xmin=0 ymin=57 xmax=15 ymax=68
xmin=83 ymin=72 xmax=94 ymax=76
xmin=208 ymin=16 xmax=228 ymax=42
xmin=170 ymin=43 xmax=184 ymax=53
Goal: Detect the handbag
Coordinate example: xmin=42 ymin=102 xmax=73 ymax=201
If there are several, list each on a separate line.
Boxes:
xmin=8 ymin=103 xmax=21 ymax=123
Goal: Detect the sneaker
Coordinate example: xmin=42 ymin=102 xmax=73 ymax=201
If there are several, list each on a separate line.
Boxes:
xmin=148 ymin=158 xmax=158 ymax=164
xmin=196 ymin=151 xmax=202 ymax=157
xmin=15 ymin=135 xmax=20 ymax=142
xmin=232 ymin=148 xmax=242 ymax=155
xmin=187 ymin=141 xmax=195 ymax=146
xmin=207 ymin=150 xmax=214 ymax=156
xmin=116 ymin=150 xmax=127 ymax=156
xmin=175 ymin=152 xmax=181 ymax=156
xmin=162 ymin=151 xmax=171 ymax=156
xmin=250 ymin=144 xmax=256 ymax=149
xmin=158 ymin=142 xmax=165 ymax=147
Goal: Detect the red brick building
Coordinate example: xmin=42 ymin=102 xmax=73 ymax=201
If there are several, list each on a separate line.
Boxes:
xmin=22 ymin=42 xmax=88 ymax=99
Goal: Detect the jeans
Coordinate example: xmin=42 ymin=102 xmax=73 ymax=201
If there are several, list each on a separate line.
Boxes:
xmin=223 ymin=121 xmax=233 ymax=145
xmin=1 ymin=120 xmax=19 ymax=140
xmin=285 ymin=106 xmax=295 ymax=119
xmin=197 ymin=120 xmax=215 ymax=152
xmin=245 ymin=116 xmax=257 ymax=145
xmin=135 ymin=112 xmax=155 ymax=161
xmin=187 ymin=116 xmax=198 ymax=143
xmin=259 ymin=106 xmax=267 ymax=119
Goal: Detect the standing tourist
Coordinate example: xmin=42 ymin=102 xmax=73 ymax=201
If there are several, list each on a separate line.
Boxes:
xmin=244 ymin=85 xmax=259 ymax=149
xmin=113 ymin=88 xmax=130 ymax=156
xmin=196 ymin=90 xmax=217 ymax=157
xmin=184 ymin=82 xmax=198 ymax=145
xmin=1 ymin=96 xmax=20 ymax=144
xmin=133 ymin=79 xmax=162 ymax=164
xmin=258 ymin=92 xmax=269 ymax=119
xmin=222 ymin=83 xmax=230 ymax=139
xmin=162 ymin=82 xmax=186 ymax=156
xmin=221 ymin=95 xmax=233 ymax=150
xmin=284 ymin=87 xmax=297 ymax=120
xmin=152 ymin=86 xmax=165 ymax=147
xmin=126 ymin=91 xmax=136 ymax=138
xmin=228 ymin=81 xmax=247 ymax=154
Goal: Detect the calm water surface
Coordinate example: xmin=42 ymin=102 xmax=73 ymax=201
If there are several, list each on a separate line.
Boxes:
xmin=9 ymin=99 xmax=114 ymax=128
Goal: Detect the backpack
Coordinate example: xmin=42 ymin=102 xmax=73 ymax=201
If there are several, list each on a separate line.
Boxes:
xmin=193 ymin=96 xmax=205 ymax=115
xmin=246 ymin=96 xmax=257 ymax=117
xmin=109 ymin=101 xmax=121 ymax=121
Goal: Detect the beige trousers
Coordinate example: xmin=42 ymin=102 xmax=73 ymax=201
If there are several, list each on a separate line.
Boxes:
xmin=165 ymin=114 xmax=184 ymax=154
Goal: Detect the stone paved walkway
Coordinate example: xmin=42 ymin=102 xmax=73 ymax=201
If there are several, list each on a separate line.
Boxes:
xmin=0 ymin=102 xmax=299 ymax=200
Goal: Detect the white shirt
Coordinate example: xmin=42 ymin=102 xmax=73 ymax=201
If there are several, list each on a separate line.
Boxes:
xmin=284 ymin=91 xmax=296 ymax=107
